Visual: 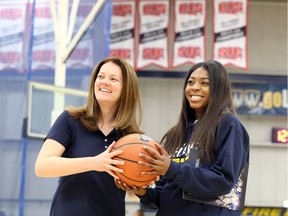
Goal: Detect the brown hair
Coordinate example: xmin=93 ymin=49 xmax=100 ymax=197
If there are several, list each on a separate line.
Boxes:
xmin=66 ymin=57 xmax=143 ymax=136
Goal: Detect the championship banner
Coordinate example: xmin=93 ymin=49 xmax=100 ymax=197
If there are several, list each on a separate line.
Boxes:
xmin=232 ymin=82 xmax=287 ymax=116
xmin=32 ymin=1 xmax=55 ymax=70
xmin=32 ymin=2 xmax=95 ymax=71
xmin=66 ymin=3 xmax=94 ymax=69
xmin=173 ymin=0 xmax=206 ymax=68
xmin=0 ymin=2 xmax=26 ymax=72
xmin=213 ymin=0 xmax=248 ymax=70
xmin=137 ymin=0 xmax=169 ymax=70
xmin=110 ymin=0 xmax=135 ymax=67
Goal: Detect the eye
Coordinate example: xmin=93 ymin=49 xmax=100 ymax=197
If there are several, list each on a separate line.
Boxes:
xmin=187 ymin=79 xmax=194 ymax=85
xmin=97 ymin=74 xmax=104 ymax=79
xmin=202 ymin=81 xmax=209 ymax=86
xmin=111 ymin=77 xmax=121 ymax=82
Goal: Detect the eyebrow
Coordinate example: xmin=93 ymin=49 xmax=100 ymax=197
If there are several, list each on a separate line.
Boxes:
xmin=98 ymin=72 xmax=119 ymax=77
xmin=189 ymin=77 xmax=209 ymax=79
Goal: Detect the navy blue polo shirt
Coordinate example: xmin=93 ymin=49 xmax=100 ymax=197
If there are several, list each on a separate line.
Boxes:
xmin=46 ymin=111 xmax=126 ymax=216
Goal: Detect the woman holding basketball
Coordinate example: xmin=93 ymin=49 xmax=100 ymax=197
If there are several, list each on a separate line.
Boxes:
xmin=117 ymin=60 xmax=250 ymax=216
xmin=35 ymin=57 xmax=143 ymax=216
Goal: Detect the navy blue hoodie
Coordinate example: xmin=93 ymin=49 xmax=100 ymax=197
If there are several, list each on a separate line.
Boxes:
xmin=140 ymin=114 xmax=250 ymax=216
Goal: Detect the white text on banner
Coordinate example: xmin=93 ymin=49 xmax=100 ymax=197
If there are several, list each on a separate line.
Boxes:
xmin=0 ymin=2 xmax=26 ymax=72
xmin=137 ymin=0 xmax=169 ymax=70
xmin=110 ymin=0 xmax=136 ymax=67
xmin=173 ymin=0 xmax=206 ymax=68
xmin=213 ymin=0 xmax=248 ymax=70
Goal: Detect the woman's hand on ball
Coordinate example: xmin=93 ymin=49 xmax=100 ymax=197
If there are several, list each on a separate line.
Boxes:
xmin=93 ymin=141 xmax=124 ymax=179
xmin=114 ymin=179 xmax=147 ymax=196
xmin=138 ymin=144 xmax=171 ymax=176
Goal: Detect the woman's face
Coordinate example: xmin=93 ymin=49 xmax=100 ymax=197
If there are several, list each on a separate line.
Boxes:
xmin=185 ymin=67 xmax=210 ymax=119
xmin=94 ymin=61 xmax=123 ymax=107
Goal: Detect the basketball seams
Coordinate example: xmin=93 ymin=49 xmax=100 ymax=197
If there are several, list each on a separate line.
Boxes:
xmin=112 ymin=142 xmax=158 ymax=151
xmin=113 ymin=156 xmax=139 ymax=164
xmin=117 ymin=172 xmax=156 ymax=184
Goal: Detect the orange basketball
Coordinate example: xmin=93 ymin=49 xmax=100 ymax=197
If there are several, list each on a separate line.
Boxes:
xmin=112 ymin=133 xmax=159 ymax=187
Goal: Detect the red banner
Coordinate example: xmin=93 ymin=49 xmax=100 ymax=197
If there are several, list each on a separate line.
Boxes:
xmin=0 ymin=2 xmax=26 ymax=72
xmin=110 ymin=0 xmax=136 ymax=67
xmin=136 ymin=0 xmax=170 ymax=70
xmin=32 ymin=1 xmax=55 ymax=70
xmin=32 ymin=1 xmax=95 ymax=71
xmin=172 ymin=0 xmax=206 ymax=68
xmin=66 ymin=3 xmax=94 ymax=69
xmin=213 ymin=0 xmax=248 ymax=70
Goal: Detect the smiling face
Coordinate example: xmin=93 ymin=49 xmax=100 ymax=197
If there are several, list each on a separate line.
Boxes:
xmin=185 ymin=67 xmax=210 ymax=119
xmin=94 ymin=61 xmax=123 ymax=107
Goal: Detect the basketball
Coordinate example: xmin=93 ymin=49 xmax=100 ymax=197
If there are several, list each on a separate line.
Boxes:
xmin=112 ymin=133 xmax=159 ymax=187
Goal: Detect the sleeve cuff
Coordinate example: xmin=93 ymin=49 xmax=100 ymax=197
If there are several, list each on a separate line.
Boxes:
xmin=164 ymin=160 xmax=180 ymax=179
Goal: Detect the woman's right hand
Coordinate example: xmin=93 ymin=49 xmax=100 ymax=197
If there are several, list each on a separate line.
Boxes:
xmin=35 ymin=139 xmax=125 ymax=178
xmin=93 ymin=141 xmax=125 ymax=179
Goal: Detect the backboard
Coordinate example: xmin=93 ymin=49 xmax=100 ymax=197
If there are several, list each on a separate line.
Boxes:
xmin=26 ymin=81 xmax=88 ymax=139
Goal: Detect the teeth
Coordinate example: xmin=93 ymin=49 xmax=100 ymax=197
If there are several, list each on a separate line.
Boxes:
xmin=100 ymin=88 xmax=110 ymax=93
xmin=191 ymin=96 xmax=202 ymax=99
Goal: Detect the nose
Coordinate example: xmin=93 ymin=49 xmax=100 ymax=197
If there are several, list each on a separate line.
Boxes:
xmin=100 ymin=77 xmax=110 ymax=86
xmin=191 ymin=82 xmax=200 ymax=90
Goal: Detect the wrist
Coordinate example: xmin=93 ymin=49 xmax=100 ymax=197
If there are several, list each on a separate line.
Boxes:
xmin=134 ymin=188 xmax=147 ymax=197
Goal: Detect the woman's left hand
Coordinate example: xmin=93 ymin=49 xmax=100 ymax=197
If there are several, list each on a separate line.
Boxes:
xmin=114 ymin=179 xmax=148 ymax=197
xmin=139 ymin=143 xmax=171 ymax=176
